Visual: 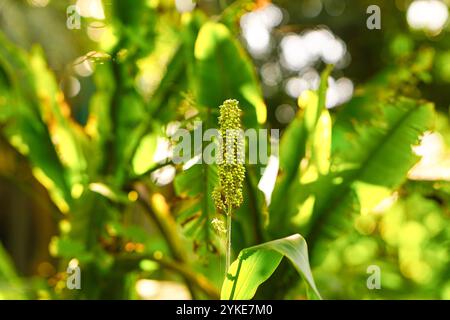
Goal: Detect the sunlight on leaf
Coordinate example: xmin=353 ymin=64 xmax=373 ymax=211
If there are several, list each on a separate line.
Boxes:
xmin=221 ymin=234 xmax=321 ymax=300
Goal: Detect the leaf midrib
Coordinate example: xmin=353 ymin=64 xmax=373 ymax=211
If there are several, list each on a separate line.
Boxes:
xmin=307 ymin=102 xmax=425 ymax=251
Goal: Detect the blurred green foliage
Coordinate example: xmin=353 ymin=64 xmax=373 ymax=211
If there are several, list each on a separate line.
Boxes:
xmin=0 ymin=0 xmax=449 ymax=300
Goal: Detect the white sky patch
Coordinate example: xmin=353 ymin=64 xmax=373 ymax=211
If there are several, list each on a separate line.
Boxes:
xmin=151 ymin=165 xmax=176 ymax=186
xmin=65 ymin=76 xmax=81 ymax=98
xmin=280 ymin=34 xmax=313 ymax=70
xmin=87 ymin=21 xmax=106 ymax=42
xmin=136 ymin=279 xmax=190 ymax=300
xmin=284 ymin=68 xmax=353 ymax=108
xmin=258 ymin=155 xmax=279 ymax=206
xmin=260 ymin=62 xmax=283 ymax=86
xmin=153 ymin=137 xmax=172 ymax=163
xmin=76 ymin=0 xmax=105 ymax=20
xmin=321 ymin=38 xmax=346 ymax=64
xmin=280 ymin=29 xmax=347 ymax=71
xmin=326 ymin=77 xmax=354 ymax=109
xmin=302 ymin=68 xmax=320 ymax=89
xmin=175 ymin=0 xmax=196 ymax=13
xmin=241 ymin=4 xmax=283 ymax=57
xmin=285 ymin=77 xmax=310 ymax=98
xmin=372 ymin=192 xmax=399 ymax=214
xmin=243 ymin=25 xmax=271 ymax=56
xmin=275 ymin=104 xmax=296 ymax=124
xmin=407 ymin=0 xmax=449 ymax=35
xmin=409 ymin=132 xmax=450 ymax=181
xmin=166 ymin=122 xmax=181 ymax=138
xmin=73 ymin=56 xmax=94 ymax=77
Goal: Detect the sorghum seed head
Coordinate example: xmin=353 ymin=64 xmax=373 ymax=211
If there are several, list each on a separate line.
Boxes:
xmin=213 ymin=99 xmax=246 ymax=214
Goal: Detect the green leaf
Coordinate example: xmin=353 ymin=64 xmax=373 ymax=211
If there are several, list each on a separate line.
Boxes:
xmin=174 ymin=163 xmax=218 ymax=250
xmin=49 ymin=237 xmax=94 ymax=263
xmin=221 ymin=234 xmax=321 ymax=300
xmin=131 ymin=133 xmax=158 ymax=176
xmin=110 ymin=15 xmax=183 ymax=183
xmin=306 ymin=97 xmax=435 ymax=253
xmin=312 ymin=110 xmax=332 ymax=175
xmin=29 ymin=47 xmax=88 ymax=190
xmin=193 ymin=21 xmax=266 ymax=127
xmin=86 ymin=63 xmax=115 ymax=172
xmin=269 ymin=66 xmax=332 ymax=232
xmin=113 ymin=92 xmax=148 ymax=184
xmin=0 ymin=33 xmax=80 ymax=212
xmin=0 ymin=244 xmax=26 ymax=299
xmin=146 ymin=44 xmax=187 ymax=117
xmin=88 ymin=182 xmax=130 ymax=204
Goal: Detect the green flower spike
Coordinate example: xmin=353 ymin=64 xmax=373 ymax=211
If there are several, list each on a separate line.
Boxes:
xmin=212 ymin=99 xmax=246 ymax=275
xmin=213 ymin=99 xmax=246 ymax=214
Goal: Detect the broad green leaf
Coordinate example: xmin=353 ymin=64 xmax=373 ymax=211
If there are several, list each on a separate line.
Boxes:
xmin=131 ymin=133 xmax=158 ymax=175
xmin=29 ymin=48 xmax=88 ymax=190
xmin=269 ymin=67 xmax=332 ymax=231
xmin=0 ymin=33 xmax=75 ymax=212
xmin=305 ymin=97 xmax=435 ymax=253
xmin=221 ymin=234 xmax=321 ymax=300
xmin=193 ymin=21 xmax=266 ymax=127
xmin=353 ymin=182 xmax=392 ymax=215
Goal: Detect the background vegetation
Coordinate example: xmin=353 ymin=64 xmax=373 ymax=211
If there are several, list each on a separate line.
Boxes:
xmin=0 ymin=0 xmax=449 ymax=299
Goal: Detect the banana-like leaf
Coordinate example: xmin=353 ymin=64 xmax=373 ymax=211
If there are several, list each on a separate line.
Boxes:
xmin=269 ymin=66 xmax=332 ymax=232
xmin=194 ymin=21 xmax=266 ymax=127
xmin=221 ymin=234 xmax=321 ymax=300
xmin=305 ymin=96 xmax=434 ymax=254
xmin=29 ymin=48 xmax=88 ymax=189
xmin=0 ymin=33 xmax=86 ymax=212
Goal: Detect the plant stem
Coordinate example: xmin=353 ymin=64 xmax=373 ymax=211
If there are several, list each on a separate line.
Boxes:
xmin=225 ymin=206 xmax=232 ymax=276
xmin=134 ymin=182 xmax=199 ymax=298
xmin=134 ymin=183 xmax=186 ymax=262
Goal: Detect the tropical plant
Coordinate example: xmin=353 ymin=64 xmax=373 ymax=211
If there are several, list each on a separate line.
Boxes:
xmin=0 ymin=0 xmax=448 ymax=300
